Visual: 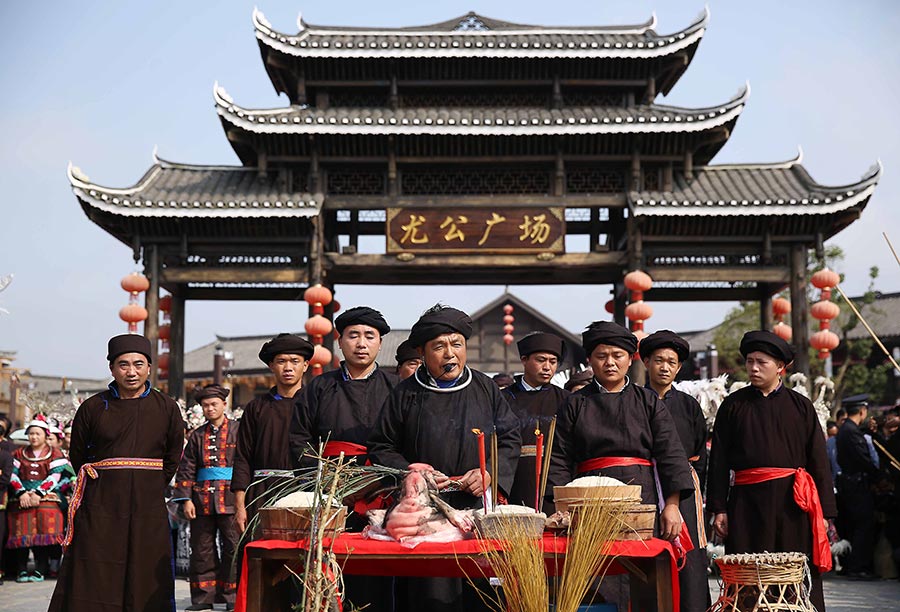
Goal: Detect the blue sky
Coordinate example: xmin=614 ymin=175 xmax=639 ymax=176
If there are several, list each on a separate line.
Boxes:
xmin=1 ymin=1 xmax=898 ymax=379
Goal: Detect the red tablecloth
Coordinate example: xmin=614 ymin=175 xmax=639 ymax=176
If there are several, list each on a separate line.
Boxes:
xmin=235 ymin=533 xmax=678 ymax=612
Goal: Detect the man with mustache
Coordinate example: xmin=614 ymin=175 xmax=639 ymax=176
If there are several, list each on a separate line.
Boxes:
xmin=369 ymin=303 xmax=521 ymax=612
xmin=708 ymin=330 xmax=837 ymax=612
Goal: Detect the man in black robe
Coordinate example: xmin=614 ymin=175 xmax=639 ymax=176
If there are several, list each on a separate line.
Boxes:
xmin=395 ymin=338 xmax=421 ymax=381
xmin=232 ymin=333 xmax=313 ymax=536
xmin=708 ymin=330 xmax=837 ymax=611
xmin=289 ymin=306 xmax=398 ymax=612
xmin=369 ymin=304 xmax=522 ymax=612
xmin=50 ymin=334 xmax=184 ymax=612
xmin=835 ymin=400 xmax=879 ymax=579
xmin=640 ymin=330 xmax=710 ymax=612
xmin=548 ymin=322 xmax=692 ymax=537
xmin=503 ymin=332 xmax=569 ymax=513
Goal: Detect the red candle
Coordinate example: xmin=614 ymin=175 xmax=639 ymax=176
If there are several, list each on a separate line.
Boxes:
xmin=472 ymin=428 xmax=488 ymax=513
xmin=534 ymin=427 xmax=544 ymax=512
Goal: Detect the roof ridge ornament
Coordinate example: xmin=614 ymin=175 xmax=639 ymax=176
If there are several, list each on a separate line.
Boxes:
xmin=213 ymin=81 xmax=233 ymax=105
xmin=67 ymin=161 xmax=90 ymax=184
xmin=252 ymin=6 xmax=272 ymax=32
xmin=297 ymin=11 xmax=305 ymax=32
xmin=152 ymin=144 xmax=160 ymax=164
xmin=647 ymin=12 xmax=658 ymax=32
xmin=454 ymin=14 xmax=489 ymax=31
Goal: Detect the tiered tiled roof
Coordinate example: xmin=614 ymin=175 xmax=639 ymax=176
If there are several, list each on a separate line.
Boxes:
xmin=68 ymin=154 xmax=320 ymax=219
xmin=253 ymin=9 xmax=707 ymax=60
xmin=213 ymin=82 xmax=747 ymax=136
xmin=631 ymin=150 xmax=882 ymax=217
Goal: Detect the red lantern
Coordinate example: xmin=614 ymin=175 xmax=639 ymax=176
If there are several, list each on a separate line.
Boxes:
xmin=121 ymin=272 xmax=150 ymax=295
xmin=310 ymin=344 xmax=332 ymax=366
xmin=157 ymin=353 xmax=170 ymax=370
xmin=604 ymin=300 xmax=615 ymax=315
xmin=502 ymin=314 xmax=514 ymax=325
xmin=304 ymin=284 xmax=333 ymax=307
xmin=810 ymin=330 xmax=840 ymax=358
xmin=158 ymin=324 xmax=171 ymax=341
xmin=503 ymin=333 xmax=514 ymax=345
xmin=772 ymin=297 xmax=791 ymax=317
xmin=311 ymin=303 xmax=324 ymax=316
xmin=503 ymin=324 xmax=514 ymax=334
xmin=625 ymin=302 xmax=654 ymax=323
xmin=624 ymin=270 xmax=653 ymax=292
xmin=159 ymin=294 xmax=172 ymax=313
xmin=119 ymin=304 xmax=149 ymax=332
xmin=810 ymin=300 xmax=840 ymax=321
xmin=503 ymin=304 xmax=514 ymax=315
xmin=332 ymin=300 xmax=341 ymax=314
xmin=305 ymin=314 xmax=333 ymax=337
xmin=811 ymin=268 xmax=840 ymax=290
xmin=773 ymin=322 xmax=793 ymax=342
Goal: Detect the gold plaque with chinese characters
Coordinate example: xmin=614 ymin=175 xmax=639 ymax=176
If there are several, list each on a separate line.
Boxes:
xmin=386 ymin=207 xmax=565 ymax=254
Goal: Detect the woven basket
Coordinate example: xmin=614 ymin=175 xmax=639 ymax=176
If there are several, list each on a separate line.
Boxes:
xmin=553 ymin=484 xmax=641 ymax=512
xmin=715 ymin=552 xmax=808 ymax=586
xmin=709 ymin=552 xmax=815 ymax=612
xmin=474 ymin=509 xmax=546 ymax=539
xmin=259 ymin=506 xmax=347 ymax=541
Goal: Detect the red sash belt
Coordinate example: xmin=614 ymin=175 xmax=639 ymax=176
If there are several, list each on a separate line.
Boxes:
xmin=61 ymin=457 xmax=164 ymax=548
xmin=323 ymin=441 xmax=369 ymax=458
xmin=576 ymin=456 xmax=651 ymax=475
xmin=733 ymin=467 xmax=831 ymax=573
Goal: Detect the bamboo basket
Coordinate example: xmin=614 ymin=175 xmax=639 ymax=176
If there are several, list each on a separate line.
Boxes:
xmin=553 ymin=484 xmax=641 ymax=512
xmin=710 ymin=552 xmax=815 ymax=612
xmin=258 ymin=506 xmax=347 ymax=541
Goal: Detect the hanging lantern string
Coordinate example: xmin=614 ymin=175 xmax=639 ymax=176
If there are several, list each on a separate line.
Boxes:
xmin=834 ymin=285 xmax=900 ymax=375
xmin=885 ymin=233 xmax=900 ymax=271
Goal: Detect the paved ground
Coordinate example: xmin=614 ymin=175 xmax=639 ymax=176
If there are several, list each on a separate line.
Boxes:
xmin=1 ymin=573 xmax=898 ymax=611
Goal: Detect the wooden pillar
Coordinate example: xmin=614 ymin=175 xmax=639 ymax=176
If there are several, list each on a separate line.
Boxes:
xmin=310 ymin=139 xmax=320 ymax=193
xmin=552 ymin=74 xmax=562 ymax=109
xmin=169 ymin=287 xmax=186 ymax=401
xmin=631 ymin=151 xmax=641 ymax=191
xmin=387 ymin=137 xmax=397 ymax=196
xmin=143 ymin=245 xmax=160 ymax=387
xmin=295 ymin=69 xmax=306 ymax=105
xmin=790 ymin=246 xmax=810 ymax=376
xmin=613 ymin=281 xmax=627 ymax=327
xmin=554 ymin=147 xmax=565 ymax=196
xmin=684 ymin=151 xmax=694 ymax=181
xmin=389 ymin=75 xmax=399 ymax=110
xmin=759 ymin=284 xmax=773 ymax=331
xmin=663 ymin=162 xmax=673 ymax=192
xmin=645 ymin=76 xmax=656 ymax=104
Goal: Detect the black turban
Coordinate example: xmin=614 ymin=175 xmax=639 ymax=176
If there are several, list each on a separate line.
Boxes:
xmin=258 ymin=333 xmax=314 ymax=364
xmin=408 ymin=304 xmax=473 ymax=348
xmin=739 ymin=330 xmax=794 ymax=363
xmin=582 ymin=321 xmax=637 ymax=355
xmin=195 ymin=384 xmax=230 ymax=403
xmin=107 ymin=334 xmax=152 ymax=363
xmin=395 ymin=338 xmax=420 ymax=365
xmin=639 ymin=330 xmax=691 ymax=362
xmin=335 ymin=306 xmax=391 ymax=336
xmin=517 ymin=332 xmax=566 ymax=362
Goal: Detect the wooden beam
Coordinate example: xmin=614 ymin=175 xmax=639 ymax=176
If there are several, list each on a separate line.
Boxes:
xmin=181 ymin=287 xmax=306 ymax=301
xmin=322 ymin=194 xmax=627 ymax=210
xmin=144 ymin=245 xmax=159 ymax=388
xmin=648 ymin=288 xmax=764 ymax=301
xmin=646 ymin=266 xmax=790 ymax=283
xmin=160 ymin=268 xmax=308 ymax=284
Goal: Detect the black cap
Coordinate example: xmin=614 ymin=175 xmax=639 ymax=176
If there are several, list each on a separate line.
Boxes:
xmin=408 ymin=304 xmax=473 ymax=348
xmin=841 ymin=393 xmax=869 ymax=408
xmin=582 ymin=321 xmax=637 ymax=355
xmin=107 ymin=334 xmax=153 ymax=363
xmin=395 ymin=338 xmax=420 ymax=365
xmin=195 ymin=384 xmax=230 ymax=403
xmin=638 ymin=330 xmax=690 ymax=362
xmin=739 ymin=330 xmax=794 ymax=363
xmin=334 ymin=306 xmax=391 ymax=336
xmin=258 ymin=333 xmax=315 ymax=364
xmin=517 ymin=332 xmax=566 ymax=362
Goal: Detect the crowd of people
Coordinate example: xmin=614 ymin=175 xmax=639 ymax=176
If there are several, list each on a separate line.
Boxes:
xmin=0 ymin=303 xmax=898 ymax=612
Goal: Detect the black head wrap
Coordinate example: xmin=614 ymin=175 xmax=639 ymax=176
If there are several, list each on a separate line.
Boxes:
xmin=564 ymin=369 xmax=595 ymax=392
xmin=107 ymin=334 xmax=153 ymax=363
xmin=195 ymin=384 xmax=230 ymax=403
xmin=395 ymin=338 xmax=420 ymax=365
xmin=581 ymin=321 xmax=637 ymax=355
xmin=638 ymin=330 xmax=691 ymax=362
xmin=258 ymin=333 xmax=314 ymax=364
xmin=334 ymin=306 xmax=391 ymax=336
xmin=739 ymin=330 xmax=794 ymax=363
xmin=408 ymin=304 xmax=473 ymax=348
xmin=517 ymin=332 xmax=566 ymax=362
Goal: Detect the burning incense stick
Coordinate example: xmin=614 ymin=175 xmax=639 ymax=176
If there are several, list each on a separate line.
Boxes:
xmin=835 ymin=285 xmax=900 ymax=375
xmin=491 ymin=427 xmax=499 ymax=512
xmin=534 ymin=425 xmax=544 ymax=512
xmin=472 ymin=428 xmax=488 ymax=513
xmin=539 ymin=416 xmax=557 ymax=506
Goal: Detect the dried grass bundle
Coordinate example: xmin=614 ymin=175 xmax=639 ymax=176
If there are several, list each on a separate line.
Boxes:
xmin=467 ymin=499 xmax=626 ymax=612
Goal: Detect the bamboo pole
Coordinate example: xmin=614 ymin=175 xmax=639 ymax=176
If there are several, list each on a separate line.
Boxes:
xmin=491 ymin=428 xmax=499 ymax=512
xmin=539 ymin=416 xmax=557 ymax=505
xmin=835 ymin=285 xmax=900 ymax=375
xmin=872 ymin=438 xmax=900 ymax=473
xmin=885 ymin=233 xmax=900 ymax=270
